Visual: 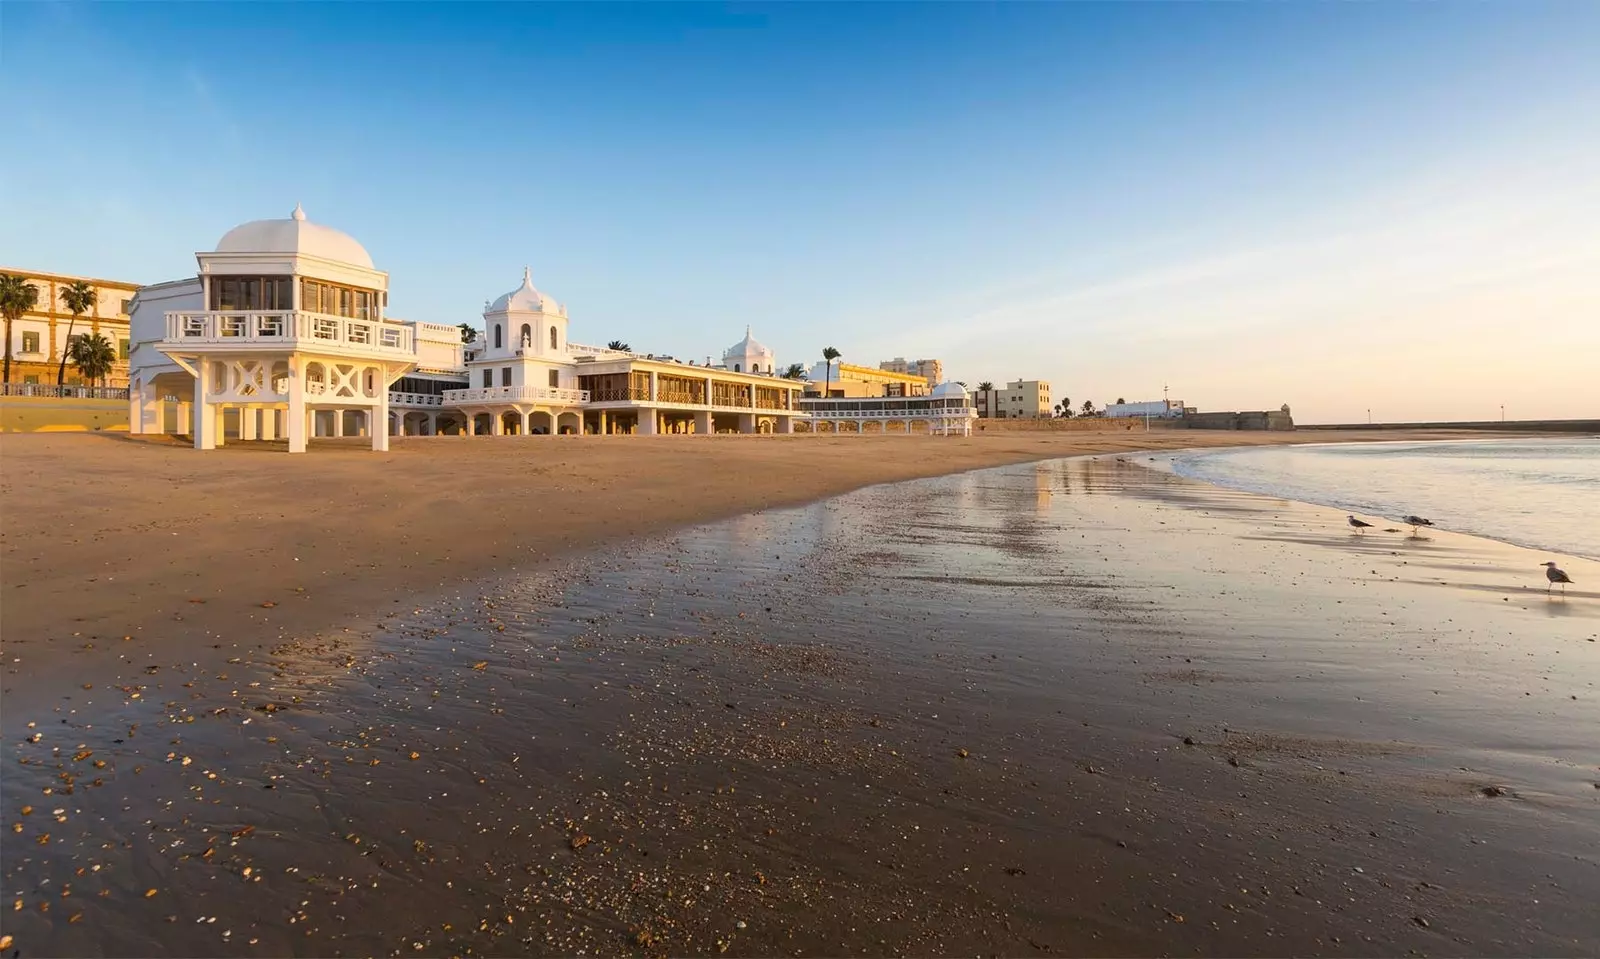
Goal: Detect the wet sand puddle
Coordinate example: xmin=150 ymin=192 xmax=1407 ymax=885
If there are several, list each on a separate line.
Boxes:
xmin=4 ymin=457 xmax=1597 ymax=957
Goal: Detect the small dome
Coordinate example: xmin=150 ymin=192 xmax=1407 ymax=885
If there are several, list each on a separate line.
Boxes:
xmin=214 ymin=204 xmax=374 ymax=268
xmin=488 ymin=267 xmax=563 ymax=315
xmin=726 ymin=325 xmax=773 ymax=359
xmin=932 ymin=381 xmax=970 ymax=399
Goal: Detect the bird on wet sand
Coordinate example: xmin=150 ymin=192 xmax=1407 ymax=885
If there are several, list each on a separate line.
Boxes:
xmin=1542 ymin=562 xmax=1573 ymax=594
xmin=1347 ymin=515 xmax=1373 ymax=534
xmin=1403 ymin=515 xmax=1435 ymax=532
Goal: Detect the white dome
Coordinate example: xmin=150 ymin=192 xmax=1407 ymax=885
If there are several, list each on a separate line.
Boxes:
xmin=214 ymin=204 xmax=373 ymax=268
xmin=725 ymin=326 xmax=773 ymax=359
xmin=932 ymin=381 xmax=970 ymax=399
xmin=488 ymin=267 xmax=563 ymax=315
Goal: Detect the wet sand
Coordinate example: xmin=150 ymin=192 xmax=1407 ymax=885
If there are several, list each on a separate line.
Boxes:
xmin=0 ymin=428 xmax=1448 ymax=695
xmin=4 ymin=435 xmax=1598 ymax=957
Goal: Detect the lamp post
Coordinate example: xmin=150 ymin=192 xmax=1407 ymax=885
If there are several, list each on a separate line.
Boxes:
xmin=1367 ymin=408 xmax=1372 ymax=425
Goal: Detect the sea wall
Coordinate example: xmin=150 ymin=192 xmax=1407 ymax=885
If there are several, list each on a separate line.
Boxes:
xmin=0 ymin=396 xmax=129 ymax=433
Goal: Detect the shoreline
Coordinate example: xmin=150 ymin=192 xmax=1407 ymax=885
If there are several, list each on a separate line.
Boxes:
xmin=0 ymin=427 xmax=1512 ymax=694
xmin=3 ymin=448 xmax=1594 ymax=956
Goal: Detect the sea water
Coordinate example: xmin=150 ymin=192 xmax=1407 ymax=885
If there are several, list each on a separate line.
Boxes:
xmin=1168 ymin=437 xmax=1600 ymax=560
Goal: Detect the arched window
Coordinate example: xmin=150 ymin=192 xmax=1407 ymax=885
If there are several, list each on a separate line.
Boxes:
xmin=733 ymin=363 xmax=741 ymax=372
xmin=549 ymin=326 xmax=558 ymax=350
xmin=520 ymin=324 xmax=532 ymax=348
xmin=493 ymin=324 xmax=503 ymax=349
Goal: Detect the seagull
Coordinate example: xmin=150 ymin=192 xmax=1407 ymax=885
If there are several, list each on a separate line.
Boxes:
xmin=1542 ymin=562 xmax=1573 ymax=594
xmin=1403 ymin=515 xmax=1435 ymax=532
xmin=1347 ymin=515 xmax=1374 ymax=534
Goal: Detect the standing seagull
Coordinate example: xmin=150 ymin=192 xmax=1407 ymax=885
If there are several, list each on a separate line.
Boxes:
xmin=1347 ymin=515 xmax=1374 ymax=534
xmin=1403 ymin=515 xmax=1435 ymax=532
xmin=1542 ymin=562 xmax=1573 ymax=594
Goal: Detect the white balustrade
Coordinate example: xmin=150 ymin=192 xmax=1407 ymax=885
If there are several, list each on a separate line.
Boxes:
xmin=163 ymin=311 xmax=415 ymax=356
xmin=565 ymin=342 xmax=641 ymax=358
xmin=388 ymin=391 xmax=445 ymax=407
xmin=442 ymin=385 xmax=591 ymax=406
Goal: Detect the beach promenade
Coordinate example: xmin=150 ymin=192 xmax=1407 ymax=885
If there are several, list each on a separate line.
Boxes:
xmin=2 ymin=429 xmax=1593 ymax=957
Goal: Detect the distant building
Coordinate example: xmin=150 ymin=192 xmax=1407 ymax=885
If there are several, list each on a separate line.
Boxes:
xmin=970 ymin=379 xmax=1052 ymax=418
xmin=1105 ymin=399 xmax=1186 ymax=419
xmin=878 ymin=356 xmax=943 ymax=387
xmin=805 ymin=361 xmax=930 ymax=398
xmin=1 ymin=268 xmax=141 ymax=387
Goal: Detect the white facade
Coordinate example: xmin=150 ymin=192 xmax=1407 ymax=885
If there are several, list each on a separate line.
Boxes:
xmin=123 ymin=208 xmax=830 ymax=449
xmin=799 ymin=381 xmax=976 ymax=436
xmin=1105 ymin=399 xmax=1185 ymax=419
xmin=127 ymin=205 xmax=414 ymax=452
xmin=722 ymin=327 xmax=775 ymax=374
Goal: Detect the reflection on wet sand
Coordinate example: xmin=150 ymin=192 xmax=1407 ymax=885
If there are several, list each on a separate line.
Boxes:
xmin=4 ymin=456 xmax=1597 ymax=957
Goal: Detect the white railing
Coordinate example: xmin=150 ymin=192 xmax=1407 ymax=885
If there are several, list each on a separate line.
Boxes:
xmin=443 ymin=385 xmax=590 ymax=405
xmin=163 ymin=311 xmax=415 ymax=356
xmin=566 ymin=342 xmax=641 ymax=358
xmin=797 ymin=404 xmax=976 ymax=419
xmin=1 ymin=383 xmax=130 ymax=400
xmin=390 ymin=392 xmax=445 ymax=406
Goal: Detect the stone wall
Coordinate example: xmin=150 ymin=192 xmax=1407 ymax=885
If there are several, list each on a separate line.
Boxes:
xmin=0 ymin=396 xmax=129 ymax=433
xmin=1176 ymin=411 xmax=1295 ymax=431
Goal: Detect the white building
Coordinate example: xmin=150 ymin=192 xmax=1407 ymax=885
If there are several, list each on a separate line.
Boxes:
xmin=722 ymin=327 xmax=775 ymax=374
xmin=125 ymin=207 xmax=807 ymax=450
xmin=798 ymin=381 xmax=976 ymax=435
xmin=1104 ymin=399 xmax=1185 ymax=419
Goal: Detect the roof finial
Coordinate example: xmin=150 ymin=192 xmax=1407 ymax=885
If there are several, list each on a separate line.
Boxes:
xmin=523 ymin=265 xmax=532 ymax=286
xmin=746 ymin=324 xmax=752 ymax=337
xmin=291 ymin=202 xmax=306 ymax=221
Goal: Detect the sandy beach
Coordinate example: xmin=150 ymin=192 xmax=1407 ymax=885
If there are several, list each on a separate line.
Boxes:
xmin=2 ymin=430 xmax=1595 ymax=957
xmin=1 ymin=429 xmax=1426 ymax=692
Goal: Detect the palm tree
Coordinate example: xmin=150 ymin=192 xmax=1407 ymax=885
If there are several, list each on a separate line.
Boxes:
xmin=607 ymin=339 xmax=631 ymax=352
xmin=1115 ymin=397 xmax=1126 ymax=406
xmin=1081 ymin=399 xmax=1096 ymax=416
xmin=781 ymin=362 xmax=806 ymax=379
xmin=1060 ymin=397 xmax=1070 ymax=417
xmin=976 ymin=381 xmax=994 ymax=418
xmin=457 ymin=323 xmax=478 ymax=343
xmin=69 ymin=332 xmax=117 ymax=388
xmin=821 ymin=346 xmax=841 ymax=398
xmin=1 ymin=273 xmax=41 ymax=385
xmin=57 ymin=281 xmax=97 ymax=386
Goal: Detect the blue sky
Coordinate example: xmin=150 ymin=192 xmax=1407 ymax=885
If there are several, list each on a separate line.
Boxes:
xmin=3 ymin=2 xmax=1596 ymax=423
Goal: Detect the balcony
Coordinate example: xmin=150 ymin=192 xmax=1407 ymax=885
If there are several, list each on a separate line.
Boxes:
xmin=389 ymin=391 xmax=445 ymax=407
xmin=442 ymin=385 xmax=590 ymax=406
xmin=162 ymin=311 xmax=415 ymax=357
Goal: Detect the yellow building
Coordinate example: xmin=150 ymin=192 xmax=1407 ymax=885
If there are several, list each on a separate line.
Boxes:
xmin=805 ymin=360 xmax=930 ymax=398
xmin=878 ymin=356 xmax=944 ymax=388
xmin=1 ymin=268 xmax=141 ymax=388
xmin=972 ymin=379 xmax=1053 ymax=418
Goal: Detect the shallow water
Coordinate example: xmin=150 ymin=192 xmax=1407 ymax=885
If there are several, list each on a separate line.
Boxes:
xmin=1167 ymin=438 xmax=1600 ymax=560
xmin=5 ymin=456 xmax=1597 ymax=957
